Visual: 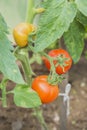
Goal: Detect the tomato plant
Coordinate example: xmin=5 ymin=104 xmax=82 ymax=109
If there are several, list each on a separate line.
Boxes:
xmin=32 ymin=75 xmax=59 ymax=104
xmin=0 ymin=0 xmax=87 ymax=130
xmin=43 ymin=49 xmax=72 ymax=74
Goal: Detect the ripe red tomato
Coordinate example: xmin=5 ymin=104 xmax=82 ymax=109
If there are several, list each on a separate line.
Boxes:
xmin=32 ymin=75 xmax=59 ymax=104
xmin=13 ymin=23 xmax=35 ymax=47
xmin=43 ymin=49 xmax=72 ymax=74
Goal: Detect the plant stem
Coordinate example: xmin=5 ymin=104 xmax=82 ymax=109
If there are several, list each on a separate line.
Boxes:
xmin=2 ymin=86 xmax=7 ymax=107
xmin=21 ymin=56 xmax=32 ymax=86
xmin=25 ymin=0 xmax=35 ymax=23
xmin=15 ymin=48 xmax=32 ymax=86
xmin=1 ymin=78 xmax=8 ymax=107
xmin=15 ymin=0 xmax=47 ymax=127
xmin=34 ymin=107 xmax=48 ymax=130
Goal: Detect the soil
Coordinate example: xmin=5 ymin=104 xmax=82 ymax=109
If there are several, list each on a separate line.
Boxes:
xmin=0 ymin=56 xmax=87 ymax=130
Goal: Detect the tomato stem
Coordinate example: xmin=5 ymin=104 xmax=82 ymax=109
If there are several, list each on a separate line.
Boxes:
xmin=33 ymin=108 xmax=48 ymax=130
xmin=14 ymin=47 xmax=33 ymax=87
xmin=25 ymin=0 xmax=35 ymax=23
xmin=1 ymin=78 xmax=8 ymax=107
xmin=41 ymin=52 xmax=64 ymax=85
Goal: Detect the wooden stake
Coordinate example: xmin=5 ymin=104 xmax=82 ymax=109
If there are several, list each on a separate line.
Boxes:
xmin=59 ymin=73 xmax=68 ymax=130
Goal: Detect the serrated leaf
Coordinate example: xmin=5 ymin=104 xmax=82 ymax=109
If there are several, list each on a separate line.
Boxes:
xmin=0 ymin=36 xmax=25 ymax=84
xmin=0 ymin=14 xmax=25 ymax=84
xmin=76 ymin=11 xmax=87 ymax=26
xmin=13 ymin=84 xmax=41 ymax=108
xmin=75 ymin=0 xmax=87 ymax=17
xmin=64 ymin=20 xmax=85 ymax=63
xmin=34 ymin=0 xmax=77 ymax=52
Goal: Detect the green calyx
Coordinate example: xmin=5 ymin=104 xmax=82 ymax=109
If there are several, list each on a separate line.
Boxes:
xmin=54 ymin=54 xmax=70 ymax=68
xmin=47 ymin=72 xmax=64 ymax=86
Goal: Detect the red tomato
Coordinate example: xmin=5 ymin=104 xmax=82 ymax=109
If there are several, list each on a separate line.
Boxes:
xmin=43 ymin=49 xmax=72 ymax=74
xmin=32 ymin=75 xmax=59 ymax=104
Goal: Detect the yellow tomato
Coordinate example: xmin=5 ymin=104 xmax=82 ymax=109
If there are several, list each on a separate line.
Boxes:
xmin=13 ymin=23 xmax=35 ymax=47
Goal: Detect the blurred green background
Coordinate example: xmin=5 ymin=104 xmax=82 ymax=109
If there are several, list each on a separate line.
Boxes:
xmin=0 ymin=0 xmax=27 ymax=28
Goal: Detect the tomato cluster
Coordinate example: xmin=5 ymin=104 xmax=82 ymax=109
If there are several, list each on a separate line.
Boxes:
xmin=32 ymin=49 xmax=72 ymax=103
xmin=13 ymin=23 xmax=72 ymax=104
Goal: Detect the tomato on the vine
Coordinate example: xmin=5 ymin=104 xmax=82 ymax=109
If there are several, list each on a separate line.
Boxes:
xmin=43 ymin=49 xmax=72 ymax=75
xmin=13 ymin=23 xmax=35 ymax=47
xmin=32 ymin=75 xmax=59 ymax=104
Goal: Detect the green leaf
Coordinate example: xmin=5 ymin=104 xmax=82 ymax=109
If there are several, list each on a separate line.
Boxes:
xmin=34 ymin=0 xmax=77 ymax=52
xmin=76 ymin=11 xmax=87 ymax=26
xmin=0 ymin=14 xmax=25 ymax=84
xmin=13 ymin=84 xmax=42 ymax=108
xmin=75 ymin=0 xmax=87 ymax=17
xmin=64 ymin=20 xmax=85 ymax=63
xmin=0 ymin=13 xmax=8 ymax=33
